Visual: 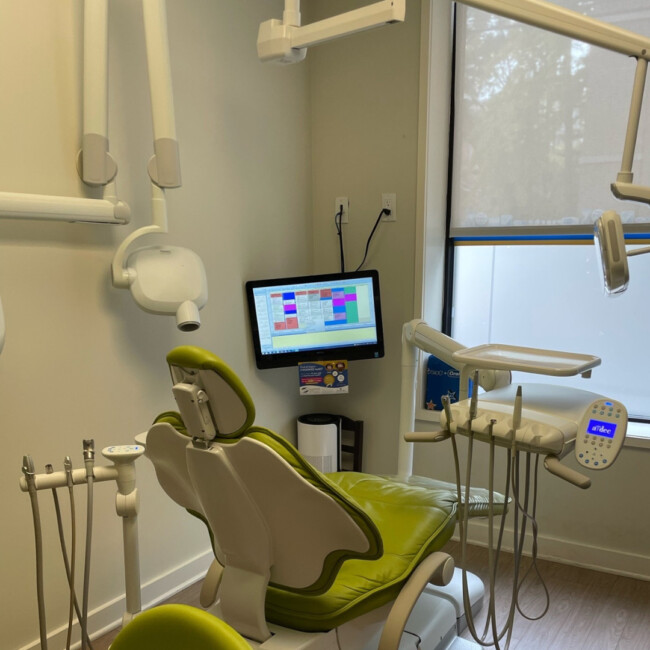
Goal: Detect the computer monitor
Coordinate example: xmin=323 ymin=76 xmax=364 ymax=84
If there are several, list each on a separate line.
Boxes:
xmin=246 ymin=270 xmax=384 ymax=369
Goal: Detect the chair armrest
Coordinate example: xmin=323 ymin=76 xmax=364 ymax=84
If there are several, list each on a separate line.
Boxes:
xmin=378 ymin=552 xmax=455 ymax=650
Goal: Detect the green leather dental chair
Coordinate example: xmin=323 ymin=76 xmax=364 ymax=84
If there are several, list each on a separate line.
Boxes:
xmin=137 ymin=347 xmax=505 ymax=649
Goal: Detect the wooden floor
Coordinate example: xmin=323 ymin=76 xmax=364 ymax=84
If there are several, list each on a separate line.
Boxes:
xmin=93 ymin=544 xmax=650 ymax=649
xmin=446 ymin=542 xmax=650 ymax=650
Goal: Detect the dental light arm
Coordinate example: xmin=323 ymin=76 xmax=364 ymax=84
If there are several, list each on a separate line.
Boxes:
xmin=461 ymin=0 xmax=650 ymax=58
xmin=455 ymin=0 xmax=650 ymax=208
xmin=259 ymin=0 xmax=650 ymax=204
xmin=258 ymin=0 xmax=406 ymax=63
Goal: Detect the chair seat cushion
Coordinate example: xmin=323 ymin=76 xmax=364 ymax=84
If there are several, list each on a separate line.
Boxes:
xmin=265 ymin=472 xmax=504 ymax=632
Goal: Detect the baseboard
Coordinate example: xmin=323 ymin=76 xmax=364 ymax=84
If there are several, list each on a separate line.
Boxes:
xmin=18 ymin=548 xmax=213 ymax=650
xmin=455 ymin=521 xmax=650 ymax=581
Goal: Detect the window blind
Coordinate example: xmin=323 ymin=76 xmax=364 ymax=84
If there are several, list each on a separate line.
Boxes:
xmin=450 ymin=1 xmax=650 ymax=241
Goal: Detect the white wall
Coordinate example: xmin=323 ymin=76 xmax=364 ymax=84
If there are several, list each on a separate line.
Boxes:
xmin=306 ymin=0 xmax=424 ymax=474
xmin=0 ymin=1 xmax=312 ymax=648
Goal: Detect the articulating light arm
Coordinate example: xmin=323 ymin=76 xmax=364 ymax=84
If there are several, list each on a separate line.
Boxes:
xmin=258 ymin=0 xmax=406 ymax=64
xmin=461 ymin=0 xmax=650 ymax=59
xmin=458 ymin=0 xmax=650 ymax=206
xmin=258 ymin=0 xmax=650 ymax=203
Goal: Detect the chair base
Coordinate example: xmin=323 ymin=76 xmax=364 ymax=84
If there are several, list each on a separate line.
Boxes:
xmin=246 ymin=569 xmax=483 ymax=650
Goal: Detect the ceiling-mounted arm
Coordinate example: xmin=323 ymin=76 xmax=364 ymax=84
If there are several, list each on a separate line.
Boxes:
xmin=611 ymin=58 xmax=650 ymax=204
xmin=461 ymin=0 xmax=650 ymax=58
xmin=77 ymin=0 xmax=117 ymax=187
xmin=142 ymin=0 xmax=181 ymax=188
xmin=258 ymin=0 xmax=406 ymax=64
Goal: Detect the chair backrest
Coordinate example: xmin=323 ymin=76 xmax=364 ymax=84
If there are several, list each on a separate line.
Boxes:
xmin=145 ymin=346 xmax=383 ymax=591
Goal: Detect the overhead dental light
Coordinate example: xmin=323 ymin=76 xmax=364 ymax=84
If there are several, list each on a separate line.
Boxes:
xmin=594 ymin=211 xmax=650 ymax=294
xmin=111 ymin=0 xmax=208 ymax=331
xmin=257 ymin=0 xmax=406 ymax=63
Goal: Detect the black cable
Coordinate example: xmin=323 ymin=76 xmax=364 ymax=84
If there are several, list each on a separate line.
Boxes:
xmin=355 ymin=208 xmax=390 ymax=272
xmin=335 ymin=206 xmax=345 ymax=273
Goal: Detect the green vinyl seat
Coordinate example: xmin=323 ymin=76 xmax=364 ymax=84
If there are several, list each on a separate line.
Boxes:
xmin=110 ymin=605 xmax=251 ymax=650
xmin=143 ymin=347 xmax=505 ymax=639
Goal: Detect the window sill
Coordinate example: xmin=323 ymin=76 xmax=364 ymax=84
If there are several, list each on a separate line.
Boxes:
xmin=415 ymin=410 xmax=650 ymax=449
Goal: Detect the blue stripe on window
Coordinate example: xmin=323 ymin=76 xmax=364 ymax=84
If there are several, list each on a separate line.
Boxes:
xmin=453 ymin=233 xmax=650 ymax=243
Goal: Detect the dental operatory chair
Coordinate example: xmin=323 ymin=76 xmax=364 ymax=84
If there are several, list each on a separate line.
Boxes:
xmin=136 ymin=346 xmax=506 ymax=649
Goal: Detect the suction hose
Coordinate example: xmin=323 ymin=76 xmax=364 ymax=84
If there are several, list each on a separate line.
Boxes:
xmin=50 ymin=458 xmax=94 ymax=650
xmin=23 ymin=455 xmax=48 ymax=650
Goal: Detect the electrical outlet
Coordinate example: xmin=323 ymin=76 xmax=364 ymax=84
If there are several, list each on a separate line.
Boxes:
xmin=381 ymin=193 xmax=396 ymax=221
xmin=335 ymin=197 xmax=349 ymax=223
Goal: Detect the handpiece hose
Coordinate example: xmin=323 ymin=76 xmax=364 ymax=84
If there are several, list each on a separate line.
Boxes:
xmin=23 ymin=455 xmax=48 ymax=650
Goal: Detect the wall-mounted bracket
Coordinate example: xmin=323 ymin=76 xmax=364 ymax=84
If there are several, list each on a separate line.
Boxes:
xmin=76 ymin=134 xmax=118 ymax=187
xmin=147 ymin=138 xmax=182 ymax=188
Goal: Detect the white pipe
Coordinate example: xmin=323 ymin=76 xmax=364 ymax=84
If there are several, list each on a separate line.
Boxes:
xmin=283 ymin=0 xmax=301 ymax=27
xmin=460 ymin=0 xmax=650 ymax=60
xmin=291 ymin=0 xmax=405 ymax=50
xmin=0 ymin=191 xmax=129 ymax=224
xmin=122 ymin=516 xmax=141 ymax=623
xmin=18 ymin=465 xmax=118 ymax=492
xmin=397 ymin=322 xmax=420 ymax=480
xmin=83 ymin=0 xmax=109 ymax=139
xmin=619 ymin=58 xmax=648 ymax=181
xmin=142 ymin=0 xmax=177 ymax=142
xmin=111 ymin=184 xmax=168 ymax=288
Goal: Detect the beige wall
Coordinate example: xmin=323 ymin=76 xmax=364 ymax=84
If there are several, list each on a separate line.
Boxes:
xmin=306 ymin=0 xmax=424 ymax=474
xmin=0 ymin=1 xmax=312 ymax=647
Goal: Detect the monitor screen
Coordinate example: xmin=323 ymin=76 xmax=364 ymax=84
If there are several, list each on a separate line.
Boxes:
xmin=246 ymin=270 xmax=384 ymax=369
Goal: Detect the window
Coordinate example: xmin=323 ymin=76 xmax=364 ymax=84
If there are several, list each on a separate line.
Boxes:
xmin=429 ymin=1 xmax=650 ymax=444
xmin=451 ymin=1 xmax=650 ymax=238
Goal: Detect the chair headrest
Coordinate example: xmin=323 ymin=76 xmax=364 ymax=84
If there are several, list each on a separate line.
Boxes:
xmin=166 ymin=346 xmax=255 ymax=439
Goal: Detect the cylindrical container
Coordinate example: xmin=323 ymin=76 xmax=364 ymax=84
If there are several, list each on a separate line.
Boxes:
xmin=297 ymin=413 xmax=341 ymax=473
